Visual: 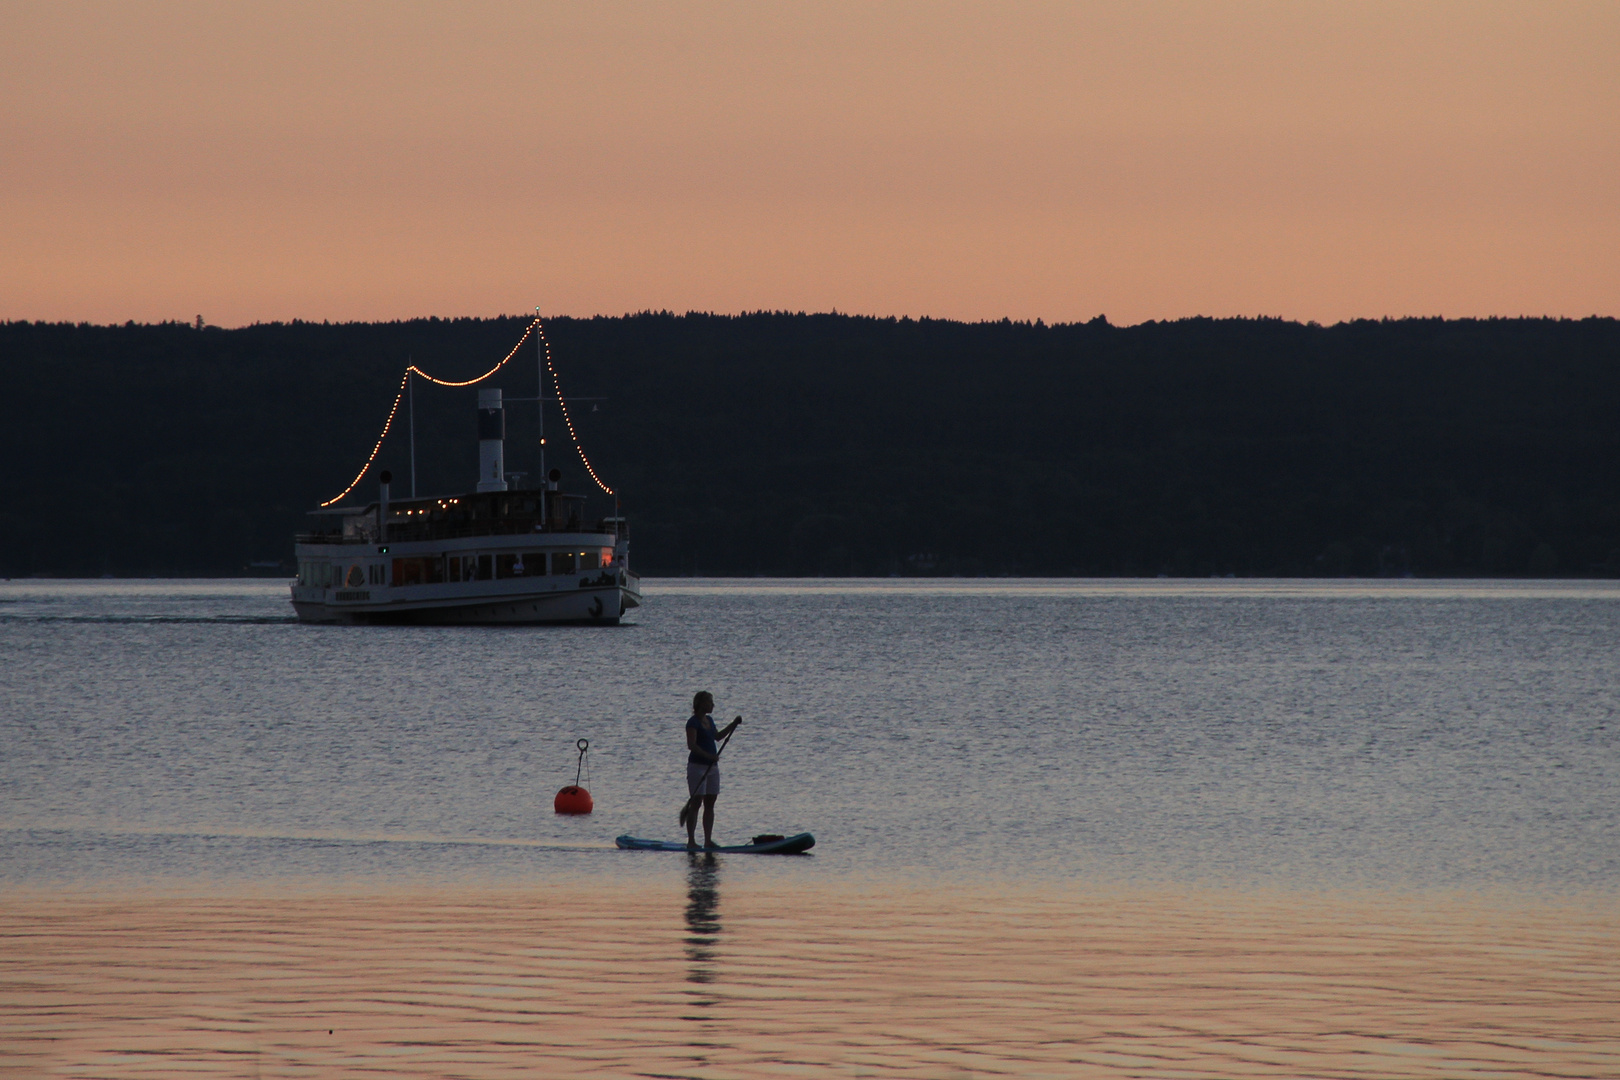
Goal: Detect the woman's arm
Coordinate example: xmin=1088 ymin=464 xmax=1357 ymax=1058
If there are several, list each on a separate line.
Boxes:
xmin=719 ymin=716 xmax=742 ymax=738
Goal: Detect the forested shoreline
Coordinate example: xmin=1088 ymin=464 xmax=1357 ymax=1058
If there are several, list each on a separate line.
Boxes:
xmin=2 ymin=313 xmax=1617 ymax=578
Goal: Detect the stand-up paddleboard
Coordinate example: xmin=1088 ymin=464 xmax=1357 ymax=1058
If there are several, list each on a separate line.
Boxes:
xmin=616 ymin=833 xmax=815 ymax=855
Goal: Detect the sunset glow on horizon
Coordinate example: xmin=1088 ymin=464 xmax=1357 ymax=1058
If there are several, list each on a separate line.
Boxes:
xmin=2 ymin=1 xmax=1615 ymax=327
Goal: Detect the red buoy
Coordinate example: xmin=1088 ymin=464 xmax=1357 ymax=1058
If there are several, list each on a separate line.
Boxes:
xmin=554 ymin=738 xmax=593 ymax=814
xmin=554 ymin=785 xmax=593 ymax=814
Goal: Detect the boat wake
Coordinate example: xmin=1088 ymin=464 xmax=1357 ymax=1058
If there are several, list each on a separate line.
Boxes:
xmin=1 ymin=823 xmax=613 ymax=852
xmin=0 ymin=613 xmax=299 ymax=625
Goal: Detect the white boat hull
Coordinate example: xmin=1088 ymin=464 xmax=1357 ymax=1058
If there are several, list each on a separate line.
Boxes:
xmin=291 ymin=580 xmax=636 ymax=625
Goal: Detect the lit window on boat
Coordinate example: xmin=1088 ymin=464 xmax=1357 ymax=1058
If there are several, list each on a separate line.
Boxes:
xmin=580 ymin=550 xmax=599 ymax=571
xmin=600 ymin=548 xmax=614 ymax=567
xmin=552 ymin=551 xmax=575 ymax=575
xmin=496 ymin=554 xmax=536 ymax=578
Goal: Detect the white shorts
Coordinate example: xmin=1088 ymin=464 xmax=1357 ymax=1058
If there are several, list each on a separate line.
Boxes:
xmin=687 ymin=761 xmax=720 ymax=796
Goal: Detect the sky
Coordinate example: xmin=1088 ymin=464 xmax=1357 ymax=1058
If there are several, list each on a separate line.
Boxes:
xmin=2 ymin=1 xmax=1616 ymax=327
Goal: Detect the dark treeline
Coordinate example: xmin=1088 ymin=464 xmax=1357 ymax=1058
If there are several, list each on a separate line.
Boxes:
xmin=2 ymin=313 xmax=1617 ymax=578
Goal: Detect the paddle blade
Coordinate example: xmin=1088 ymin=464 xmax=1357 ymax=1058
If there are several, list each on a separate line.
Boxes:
xmin=678 ymin=795 xmax=699 ymax=828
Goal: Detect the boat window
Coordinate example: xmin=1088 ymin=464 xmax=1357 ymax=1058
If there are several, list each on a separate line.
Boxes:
xmin=448 ymin=557 xmax=461 ymax=583
xmin=391 ymin=557 xmax=445 ymax=586
xmin=600 ymin=548 xmax=614 ymax=567
xmin=496 ymin=553 xmax=534 ymax=578
xmin=552 ymin=551 xmax=575 ymax=575
xmin=476 ymin=554 xmax=492 ymax=580
xmin=579 ymin=550 xmax=599 ymax=571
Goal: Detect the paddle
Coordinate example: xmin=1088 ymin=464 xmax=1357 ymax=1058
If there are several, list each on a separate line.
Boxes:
xmin=678 ymin=716 xmax=741 ymax=830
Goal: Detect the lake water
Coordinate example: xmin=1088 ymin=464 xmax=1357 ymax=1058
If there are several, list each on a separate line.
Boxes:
xmin=2 ymin=578 xmax=1618 ymax=1077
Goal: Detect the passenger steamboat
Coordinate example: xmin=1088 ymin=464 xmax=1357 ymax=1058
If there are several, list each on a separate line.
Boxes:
xmin=290 ymin=386 xmax=640 ymax=624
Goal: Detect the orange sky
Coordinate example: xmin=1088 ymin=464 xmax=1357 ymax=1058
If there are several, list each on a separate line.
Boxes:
xmin=2 ymin=1 xmax=1615 ymax=327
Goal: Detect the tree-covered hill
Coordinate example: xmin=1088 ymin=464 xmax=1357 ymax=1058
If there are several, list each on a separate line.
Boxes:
xmin=1 ymin=313 xmax=1616 ymax=577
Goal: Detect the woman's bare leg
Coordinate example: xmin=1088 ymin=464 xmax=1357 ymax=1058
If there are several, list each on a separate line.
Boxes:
xmin=702 ymin=794 xmax=718 ymax=844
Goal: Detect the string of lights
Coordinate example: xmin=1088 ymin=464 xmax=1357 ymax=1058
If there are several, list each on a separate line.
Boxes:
xmin=319 ymin=371 xmax=411 ymax=507
xmin=538 ymin=319 xmax=614 ymax=496
xmin=319 ymin=316 xmax=613 ymax=505
xmin=408 ymin=321 xmax=537 ymax=387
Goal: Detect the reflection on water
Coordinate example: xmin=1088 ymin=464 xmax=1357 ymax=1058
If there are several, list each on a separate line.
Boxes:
xmin=3 ymin=887 xmax=1620 ymax=1080
xmin=684 ymin=852 xmax=722 ymax=986
xmin=3 ymin=881 xmax=1616 ymax=1079
xmin=682 ymin=854 xmax=724 ymax=1073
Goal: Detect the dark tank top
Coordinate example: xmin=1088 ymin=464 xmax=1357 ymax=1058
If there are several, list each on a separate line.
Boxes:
xmin=686 ymin=713 xmax=717 ymax=765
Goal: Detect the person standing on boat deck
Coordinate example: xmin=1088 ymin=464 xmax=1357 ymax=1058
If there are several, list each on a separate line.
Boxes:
xmin=686 ymin=691 xmax=741 ymax=849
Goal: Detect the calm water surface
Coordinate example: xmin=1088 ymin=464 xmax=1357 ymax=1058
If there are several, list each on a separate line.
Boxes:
xmin=4 ymin=579 xmax=1619 ymax=1078
xmin=2 ymin=577 xmax=1615 ymax=894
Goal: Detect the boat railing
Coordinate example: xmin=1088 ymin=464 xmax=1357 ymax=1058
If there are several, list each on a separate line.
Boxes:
xmin=296 ymin=518 xmax=627 ymax=545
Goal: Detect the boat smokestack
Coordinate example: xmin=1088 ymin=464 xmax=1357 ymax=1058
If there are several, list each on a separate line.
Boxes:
xmin=379 ymin=469 xmax=391 ymax=541
xmin=476 ymin=388 xmax=508 ymax=492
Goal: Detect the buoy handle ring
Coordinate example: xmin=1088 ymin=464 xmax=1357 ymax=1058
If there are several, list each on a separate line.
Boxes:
xmin=573 ymin=738 xmax=591 ymax=787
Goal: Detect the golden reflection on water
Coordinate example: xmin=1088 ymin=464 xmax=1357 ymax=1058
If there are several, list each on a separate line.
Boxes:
xmin=2 ymin=875 xmax=1616 ymax=1079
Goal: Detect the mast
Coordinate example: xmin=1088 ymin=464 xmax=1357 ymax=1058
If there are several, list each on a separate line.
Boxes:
xmin=536 ymin=307 xmax=546 ymax=482
xmin=408 ymin=365 xmax=417 ymax=498
xmin=537 ymin=306 xmax=546 ymax=526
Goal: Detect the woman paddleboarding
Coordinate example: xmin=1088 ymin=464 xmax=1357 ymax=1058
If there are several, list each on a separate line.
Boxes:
xmin=683 ymin=691 xmax=741 ymax=849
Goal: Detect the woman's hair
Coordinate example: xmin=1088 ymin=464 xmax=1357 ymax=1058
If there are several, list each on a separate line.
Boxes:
xmin=692 ymin=691 xmax=714 ymax=713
